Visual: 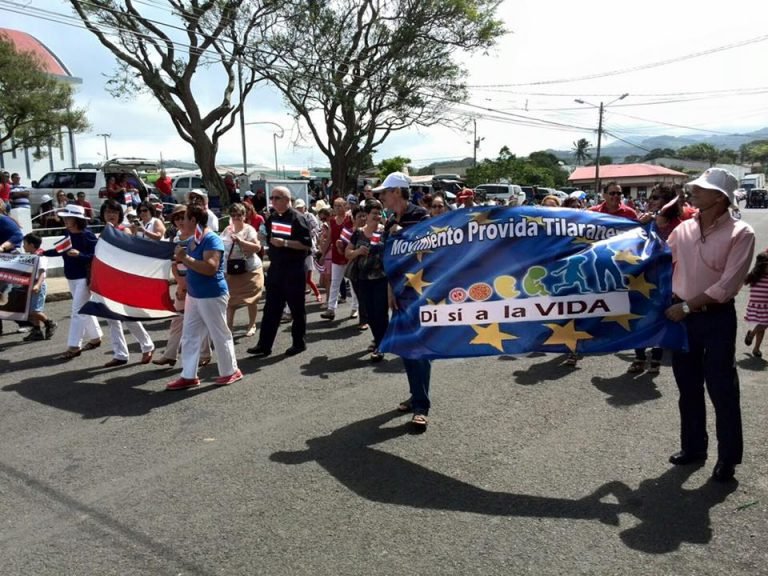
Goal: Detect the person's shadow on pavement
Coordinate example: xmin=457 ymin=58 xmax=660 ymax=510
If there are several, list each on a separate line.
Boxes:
xmin=271 ymin=410 xmax=737 ymax=552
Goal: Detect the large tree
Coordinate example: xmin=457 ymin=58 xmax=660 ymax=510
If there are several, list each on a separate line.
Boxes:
xmin=249 ymin=0 xmax=505 ymax=195
xmin=0 ymin=34 xmax=88 ymax=158
xmin=68 ymin=0 xmax=276 ymax=202
xmin=677 ymin=143 xmax=719 ymax=166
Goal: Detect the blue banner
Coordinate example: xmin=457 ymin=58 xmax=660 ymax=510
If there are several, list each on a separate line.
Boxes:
xmin=379 ymin=206 xmax=687 ymax=359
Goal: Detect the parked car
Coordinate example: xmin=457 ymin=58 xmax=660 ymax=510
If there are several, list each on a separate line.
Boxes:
xmin=747 ymin=188 xmax=767 ymax=208
xmin=170 ymin=172 xmax=207 ymax=203
xmin=30 ymin=158 xmax=156 ymax=213
xmin=474 ymin=183 xmax=526 ymax=206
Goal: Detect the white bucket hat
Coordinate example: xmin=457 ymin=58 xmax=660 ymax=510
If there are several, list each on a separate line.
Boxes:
xmin=688 ymin=168 xmax=738 ymax=208
xmin=56 ymin=204 xmax=88 ymax=220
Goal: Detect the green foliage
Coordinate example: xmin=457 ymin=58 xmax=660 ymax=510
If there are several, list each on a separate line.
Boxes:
xmin=740 ymin=140 xmax=768 ymax=165
xmin=642 ymin=148 xmax=676 ymax=161
xmin=464 ymin=147 xmax=567 ymax=188
xmin=0 ymin=34 xmax=88 ymax=157
xmin=377 ymin=156 xmax=411 ymax=178
xmin=249 ymin=0 xmax=507 ymax=193
xmin=677 ymin=143 xmax=719 ymax=165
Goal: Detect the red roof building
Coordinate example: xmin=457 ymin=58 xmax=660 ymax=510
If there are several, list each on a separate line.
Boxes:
xmin=568 ymin=163 xmax=688 ymax=198
xmin=0 ymin=28 xmax=81 ymax=83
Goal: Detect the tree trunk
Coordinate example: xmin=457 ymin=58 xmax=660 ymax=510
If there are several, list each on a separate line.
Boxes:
xmin=192 ymin=134 xmax=228 ymax=211
xmin=331 ymin=155 xmax=351 ymax=199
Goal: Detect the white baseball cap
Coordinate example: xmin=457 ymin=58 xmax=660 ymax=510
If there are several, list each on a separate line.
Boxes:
xmin=40 ymin=194 xmax=53 ymax=203
xmin=294 ymin=198 xmax=306 ymax=208
xmin=187 ymin=188 xmax=208 ymax=200
xmin=372 ymin=171 xmax=411 ymax=192
xmin=688 ymin=168 xmax=738 ymax=208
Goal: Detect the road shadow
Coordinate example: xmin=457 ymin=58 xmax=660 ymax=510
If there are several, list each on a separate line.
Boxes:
xmin=736 ymin=354 xmax=767 ymax=371
xmin=271 ymin=410 xmax=737 ymax=553
xmin=2 ymin=364 xmax=214 ymax=419
xmin=510 ymin=354 xmax=574 ymax=385
xmin=591 ymin=373 xmax=663 ymax=407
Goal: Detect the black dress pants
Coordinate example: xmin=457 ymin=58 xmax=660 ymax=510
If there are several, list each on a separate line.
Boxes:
xmin=257 ymin=266 xmax=306 ymax=350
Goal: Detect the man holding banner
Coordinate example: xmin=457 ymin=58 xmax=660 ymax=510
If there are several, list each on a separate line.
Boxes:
xmin=665 ymin=168 xmax=755 ymax=483
xmin=377 ymin=171 xmax=432 ymax=431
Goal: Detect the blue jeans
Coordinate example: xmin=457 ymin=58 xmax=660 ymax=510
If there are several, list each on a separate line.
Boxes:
xmin=672 ymin=303 xmax=743 ymax=465
xmin=403 ymin=357 xmax=431 ymax=415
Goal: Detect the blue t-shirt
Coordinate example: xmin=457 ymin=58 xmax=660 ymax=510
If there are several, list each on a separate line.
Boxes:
xmin=185 ymin=232 xmax=228 ymax=299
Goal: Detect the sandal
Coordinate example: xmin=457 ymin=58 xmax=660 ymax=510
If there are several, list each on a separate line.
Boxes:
xmin=370 ymin=351 xmax=384 ymax=363
xmin=646 ymin=361 xmax=661 ymax=375
xmin=82 ymin=340 xmax=101 ymax=351
xmin=627 ymin=360 xmax=646 ymax=373
xmin=198 ymin=357 xmax=212 ymax=367
xmin=397 ymin=398 xmax=413 ymax=413
xmin=753 ymin=349 xmax=763 ymax=358
xmin=58 ymin=348 xmax=81 ymax=360
xmin=411 ymin=414 xmax=428 ymax=429
xmin=745 ymin=330 xmax=754 ymax=347
xmin=565 ymin=354 xmax=579 ymax=367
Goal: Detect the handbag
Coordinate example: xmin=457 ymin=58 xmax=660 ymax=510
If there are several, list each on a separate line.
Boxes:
xmin=226 ymin=240 xmax=247 ymax=275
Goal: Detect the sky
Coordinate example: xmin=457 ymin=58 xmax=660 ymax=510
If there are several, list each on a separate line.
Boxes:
xmin=3 ymin=0 xmax=768 ymax=171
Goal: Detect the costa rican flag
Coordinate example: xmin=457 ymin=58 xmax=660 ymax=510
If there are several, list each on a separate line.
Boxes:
xmin=370 ymin=232 xmax=382 ymax=245
xmin=53 ymin=236 xmax=72 ymax=253
xmin=194 ymin=224 xmax=205 ymax=243
xmin=272 ymin=222 xmax=292 ymax=238
xmin=124 ymin=191 xmax=133 ymax=205
xmin=339 ymin=227 xmax=353 ymax=245
xmin=79 ymin=225 xmax=176 ymax=321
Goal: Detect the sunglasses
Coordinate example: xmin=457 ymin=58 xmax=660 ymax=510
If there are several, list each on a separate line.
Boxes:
xmin=606 ymin=191 xmax=622 ymax=196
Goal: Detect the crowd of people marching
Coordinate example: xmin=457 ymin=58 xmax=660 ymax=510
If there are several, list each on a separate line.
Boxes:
xmin=0 ymin=166 xmax=764 ymax=481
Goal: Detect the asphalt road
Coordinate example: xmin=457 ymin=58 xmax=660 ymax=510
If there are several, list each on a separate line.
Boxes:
xmin=1 ymin=210 xmax=768 ymax=575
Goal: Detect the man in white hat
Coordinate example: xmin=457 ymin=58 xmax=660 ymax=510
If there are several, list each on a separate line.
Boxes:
xmin=187 ymin=189 xmax=219 ymax=232
xmin=664 ymin=167 xmax=755 ymax=482
xmin=377 ymin=171 xmax=434 ymax=431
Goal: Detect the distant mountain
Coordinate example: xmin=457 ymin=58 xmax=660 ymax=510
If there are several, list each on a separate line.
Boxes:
xmin=547 ymin=127 xmax=768 ymax=163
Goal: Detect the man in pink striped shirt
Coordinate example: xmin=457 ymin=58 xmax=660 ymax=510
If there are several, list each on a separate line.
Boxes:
xmin=665 ymin=168 xmax=755 ymax=482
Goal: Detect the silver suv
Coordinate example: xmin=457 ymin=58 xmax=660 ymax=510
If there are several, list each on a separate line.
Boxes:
xmin=30 ymin=158 xmax=157 ymax=212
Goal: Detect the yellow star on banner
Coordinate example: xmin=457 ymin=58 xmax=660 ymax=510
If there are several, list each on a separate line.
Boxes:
xmin=614 ymin=249 xmax=643 ymax=265
xmin=626 ymin=273 xmax=656 ymax=298
xmin=470 ymin=324 xmax=517 ymax=353
xmin=404 ymin=269 xmax=432 ymax=295
xmin=572 ymin=236 xmax=598 ymax=245
xmin=543 ymin=320 xmax=593 ymax=353
xmin=430 ymin=225 xmax=450 ymax=234
xmin=523 ymin=215 xmax=545 ymax=226
xmin=602 ymin=313 xmax=643 ymax=331
xmin=415 ymin=250 xmax=433 ymax=262
xmin=426 ymin=297 xmax=446 ymax=306
xmin=468 ymin=211 xmax=498 ymax=225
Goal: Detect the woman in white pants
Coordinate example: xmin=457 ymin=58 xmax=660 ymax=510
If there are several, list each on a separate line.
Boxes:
xmin=96 ymin=200 xmax=155 ymax=367
xmin=153 ymin=205 xmax=211 ymax=367
xmin=42 ymin=204 xmax=102 ymax=360
xmin=167 ymin=203 xmax=241 ymax=390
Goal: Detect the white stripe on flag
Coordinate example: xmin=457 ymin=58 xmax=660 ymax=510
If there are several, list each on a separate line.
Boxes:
xmin=89 ymin=293 xmax=176 ymax=319
xmin=95 ymin=238 xmax=170 ymax=281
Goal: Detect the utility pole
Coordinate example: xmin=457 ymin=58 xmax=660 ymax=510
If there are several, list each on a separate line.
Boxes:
xmin=96 ymin=133 xmax=111 ymax=161
xmin=574 ymin=93 xmax=628 ymax=195
xmin=473 ymin=118 xmax=477 ymax=167
xmin=594 ymin=102 xmax=604 ymax=195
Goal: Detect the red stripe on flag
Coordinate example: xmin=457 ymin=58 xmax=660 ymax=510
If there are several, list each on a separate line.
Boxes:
xmin=89 ymin=258 xmax=174 ymax=312
xmin=340 ymin=227 xmax=353 ymax=244
xmin=272 ymin=222 xmax=292 ymax=236
xmin=370 ymin=232 xmax=381 ymax=244
xmin=54 ymin=237 xmax=72 ymax=253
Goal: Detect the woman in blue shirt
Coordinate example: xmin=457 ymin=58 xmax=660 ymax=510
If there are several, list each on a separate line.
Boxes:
xmin=168 ymin=203 xmax=241 ymax=390
xmin=42 ymin=204 xmax=103 ymax=360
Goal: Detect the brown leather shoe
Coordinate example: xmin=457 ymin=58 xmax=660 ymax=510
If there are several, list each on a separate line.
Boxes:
xmin=152 ymin=357 xmax=176 ymax=367
xmin=141 ymin=351 xmax=154 ymax=364
xmin=104 ymin=358 xmax=128 ymax=368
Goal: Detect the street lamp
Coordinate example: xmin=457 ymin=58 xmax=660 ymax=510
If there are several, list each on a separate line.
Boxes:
xmin=244 ymin=121 xmax=285 ymax=176
xmin=96 ymin=133 xmax=111 ymax=160
xmin=574 ymin=93 xmax=628 ymax=194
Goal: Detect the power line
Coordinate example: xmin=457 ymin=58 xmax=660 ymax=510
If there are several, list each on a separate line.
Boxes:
xmin=466 ymin=33 xmax=768 ymax=88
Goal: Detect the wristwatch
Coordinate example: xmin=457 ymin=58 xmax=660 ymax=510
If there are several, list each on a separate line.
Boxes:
xmin=681 ymin=301 xmax=691 ymax=314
